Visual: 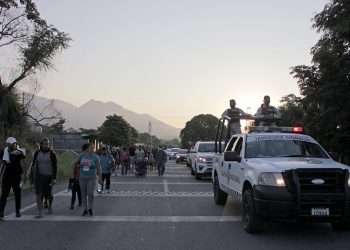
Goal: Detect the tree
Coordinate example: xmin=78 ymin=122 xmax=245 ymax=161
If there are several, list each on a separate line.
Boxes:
xmin=180 ymin=114 xmax=219 ymax=148
xmin=0 ymin=0 xmax=71 ymax=139
xmin=291 ymin=0 xmax=350 ymax=160
xmin=278 ymin=94 xmax=304 ymax=127
xmin=98 ymin=114 xmax=138 ymax=146
xmin=0 ymin=0 xmax=71 ymax=95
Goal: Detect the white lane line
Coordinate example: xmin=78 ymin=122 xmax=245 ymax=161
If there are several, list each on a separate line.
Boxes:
xmin=111 ymin=182 xmax=210 ymax=185
xmin=56 ymin=191 xmax=213 ymax=198
xmin=163 ymin=180 xmax=169 ymax=193
xmin=7 ymin=190 xmax=66 ymax=218
xmin=119 ymin=175 xmax=193 ymax=178
xmin=5 ymin=215 xmax=241 ymax=222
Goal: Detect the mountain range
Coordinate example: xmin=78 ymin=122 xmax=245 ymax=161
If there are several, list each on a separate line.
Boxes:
xmin=29 ymin=95 xmax=181 ymax=140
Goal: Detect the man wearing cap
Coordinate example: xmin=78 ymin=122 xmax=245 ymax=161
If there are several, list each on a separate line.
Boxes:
xmin=222 ymin=99 xmax=253 ymax=142
xmin=0 ymin=137 xmax=26 ymax=219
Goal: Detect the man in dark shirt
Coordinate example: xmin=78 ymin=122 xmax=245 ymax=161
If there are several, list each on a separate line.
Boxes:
xmin=31 ymin=138 xmax=57 ymax=218
xmin=0 ymin=137 xmax=26 ymax=219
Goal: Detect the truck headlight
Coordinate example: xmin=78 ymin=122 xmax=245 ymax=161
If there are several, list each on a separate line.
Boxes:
xmin=348 ymin=176 xmax=350 ymax=187
xmin=198 ymin=157 xmax=207 ymax=163
xmin=258 ymin=173 xmax=286 ymax=187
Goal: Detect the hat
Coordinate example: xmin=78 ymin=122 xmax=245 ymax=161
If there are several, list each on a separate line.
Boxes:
xmin=6 ymin=137 xmax=17 ymax=145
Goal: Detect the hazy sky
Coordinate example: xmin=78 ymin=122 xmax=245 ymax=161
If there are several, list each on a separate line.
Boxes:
xmin=29 ymin=0 xmax=328 ymax=128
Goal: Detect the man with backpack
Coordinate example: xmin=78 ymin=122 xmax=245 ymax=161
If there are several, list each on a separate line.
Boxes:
xmin=31 ymin=138 xmax=57 ymax=218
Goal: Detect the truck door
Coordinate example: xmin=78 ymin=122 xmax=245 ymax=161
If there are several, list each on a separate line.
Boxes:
xmin=228 ymin=137 xmax=244 ymax=191
xmin=221 ymin=136 xmax=238 ymax=188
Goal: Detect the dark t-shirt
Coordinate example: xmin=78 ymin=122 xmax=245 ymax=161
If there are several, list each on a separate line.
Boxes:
xmin=1 ymin=149 xmax=25 ymax=176
xmin=129 ymin=147 xmax=136 ymax=157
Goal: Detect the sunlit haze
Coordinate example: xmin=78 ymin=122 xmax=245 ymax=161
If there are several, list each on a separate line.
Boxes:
xmin=27 ymin=0 xmax=328 ymax=128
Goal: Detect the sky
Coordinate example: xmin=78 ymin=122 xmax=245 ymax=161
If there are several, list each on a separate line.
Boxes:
xmin=18 ymin=0 xmax=329 ymax=128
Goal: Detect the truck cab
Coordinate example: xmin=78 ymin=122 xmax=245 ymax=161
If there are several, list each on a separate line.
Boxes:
xmin=213 ymin=125 xmax=350 ymax=233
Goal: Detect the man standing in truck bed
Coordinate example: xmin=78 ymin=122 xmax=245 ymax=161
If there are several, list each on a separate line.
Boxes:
xmin=222 ymin=99 xmax=253 ymax=142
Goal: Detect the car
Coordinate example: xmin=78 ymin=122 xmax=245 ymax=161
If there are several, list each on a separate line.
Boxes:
xmin=212 ymin=126 xmax=350 ymax=233
xmin=190 ymin=141 xmax=220 ymax=179
xmin=175 ymin=149 xmax=188 ymax=164
xmin=165 ymin=148 xmax=181 ymax=160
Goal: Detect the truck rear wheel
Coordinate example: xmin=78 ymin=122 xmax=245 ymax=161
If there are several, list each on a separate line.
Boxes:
xmin=213 ymin=175 xmax=227 ymax=205
xmin=242 ymin=189 xmax=264 ymax=234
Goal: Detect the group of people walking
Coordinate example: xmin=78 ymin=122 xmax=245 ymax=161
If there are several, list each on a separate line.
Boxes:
xmin=0 ymin=138 xmax=168 ymax=220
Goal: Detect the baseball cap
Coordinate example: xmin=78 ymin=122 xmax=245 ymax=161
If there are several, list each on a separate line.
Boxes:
xmin=6 ymin=137 xmax=17 ymax=145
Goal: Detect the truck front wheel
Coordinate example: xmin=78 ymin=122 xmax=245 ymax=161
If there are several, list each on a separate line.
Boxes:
xmin=242 ymin=189 xmax=264 ymax=234
xmin=213 ymin=175 xmax=227 ymax=205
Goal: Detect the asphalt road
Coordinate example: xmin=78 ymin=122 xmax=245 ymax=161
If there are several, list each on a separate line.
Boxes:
xmin=1 ymin=161 xmax=350 ymax=250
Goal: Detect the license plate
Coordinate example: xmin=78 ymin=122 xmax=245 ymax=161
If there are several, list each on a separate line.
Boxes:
xmin=311 ymin=208 xmax=330 ymax=217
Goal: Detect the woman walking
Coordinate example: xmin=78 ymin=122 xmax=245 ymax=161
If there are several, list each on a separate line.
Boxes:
xmin=74 ymin=143 xmax=102 ymax=216
xmin=120 ymin=147 xmax=129 ymax=176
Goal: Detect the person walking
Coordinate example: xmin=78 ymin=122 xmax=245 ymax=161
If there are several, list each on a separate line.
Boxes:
xmin=31 ymin=138 xmax=58 ymax=218
xmin=69 ymin=161 xmax=82 ymax=210
xmin=0 ymin=137 xmax=26 ymax=220
xmin=99 ymin=146 xmax=115 ymax=193
xmin=156 ymin=146 xmax=168 ymax=177
xmin=74 ymin=143 xmax=102 ymax=216
xmin=135 ymin=145 xmax=146 ymax=176
xmin=120 ymin=147 xmax=129 ymax=176
xmin=128 ymin=145 xmax=136 ymax=173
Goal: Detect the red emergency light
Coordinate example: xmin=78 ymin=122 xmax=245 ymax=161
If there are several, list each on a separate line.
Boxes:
xmin=292 ymin=127 xmax=304 ymax=133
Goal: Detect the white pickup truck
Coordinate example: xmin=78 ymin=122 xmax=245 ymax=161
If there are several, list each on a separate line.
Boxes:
xmin=190 ymin=141 xmax=217 ymax=179
xmin=212 ymin=126 xmax=350 ymax=233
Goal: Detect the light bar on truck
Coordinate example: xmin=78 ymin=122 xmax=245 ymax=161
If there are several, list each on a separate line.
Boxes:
xmin=247 ymin=126 xmax=304 ymax=134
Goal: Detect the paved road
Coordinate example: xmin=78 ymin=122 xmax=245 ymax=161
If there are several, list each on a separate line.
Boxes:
xmin=1 ymin=161 xmax=350 ymax=250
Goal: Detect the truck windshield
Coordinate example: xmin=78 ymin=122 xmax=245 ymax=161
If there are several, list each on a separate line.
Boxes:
xmin=246 ymin=140 xmax=329 ymax=159
xmin=198 ymin=143 xmax=215 ymax=153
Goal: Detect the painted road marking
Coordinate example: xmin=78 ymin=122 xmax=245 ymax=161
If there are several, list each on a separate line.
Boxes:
xmin=7 ymin=190 xmax=66 ymax=217
xmin=56 ymin=191 xmax=213 ymax=197
xmin=111 ymin=182 xmax=211 ymax=185
xmin=163 ymin=180 xmax=169 ymax=193
xmin=5 ymin=215 xmax=241 ymax=222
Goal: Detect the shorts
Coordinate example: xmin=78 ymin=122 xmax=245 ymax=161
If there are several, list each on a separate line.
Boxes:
xmin=35 ymin=175 xmax=53 ymax=196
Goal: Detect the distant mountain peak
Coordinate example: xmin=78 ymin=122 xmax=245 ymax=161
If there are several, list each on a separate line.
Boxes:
xmin=31 ymin=96 xmax=180 ymax=140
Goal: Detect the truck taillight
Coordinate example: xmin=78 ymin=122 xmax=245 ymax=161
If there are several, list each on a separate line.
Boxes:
xmin=292 ymin=127 xmax=304 ymax=133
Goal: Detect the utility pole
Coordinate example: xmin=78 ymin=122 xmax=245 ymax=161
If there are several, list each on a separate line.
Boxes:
xmin=148 ymin=121 xmax=153 ymax=150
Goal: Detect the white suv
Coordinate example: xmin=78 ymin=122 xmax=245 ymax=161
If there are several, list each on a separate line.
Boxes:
xmin=190 ymin=141 xmax=217 ymax=179
xmin=212 ymin=127 xmax=350 ymax=233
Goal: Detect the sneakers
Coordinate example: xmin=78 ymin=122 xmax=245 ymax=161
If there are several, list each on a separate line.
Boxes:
xmin=82 ymin=210 xmax=88 ymax=216
xmin=70 ymin=205 xmax=74 ymax=210
xmin=88 ymin=209 xmax=93 ymax=216
xmin=16 ymin=212 xmax=21 ymax=218
xmin=106 ymin=189 xmax=111 ymax=194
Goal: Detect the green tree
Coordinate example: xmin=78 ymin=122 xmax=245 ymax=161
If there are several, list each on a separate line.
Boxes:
xmin=0 ymin=0 xmax=71 ymax=138
xmin=278 ymin=94 xmax=304 ymax=127
xmin=98 ymin=114 xmax=138 ymax=146
xmin=0 ymin=91 xmax=25 ymax=140
xmin=180 ymin=114 xmax=219 ymax=148
xmin=291 ymin=0 xmax=350 ymax=160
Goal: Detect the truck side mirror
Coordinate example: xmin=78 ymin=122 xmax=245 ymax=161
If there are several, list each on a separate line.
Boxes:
xmin=224 ymin=151 xmax=241 ymax=163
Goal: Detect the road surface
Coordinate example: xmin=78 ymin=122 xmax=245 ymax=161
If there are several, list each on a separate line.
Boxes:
xmin=0 ymin=161 xmax=350 ymax=250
